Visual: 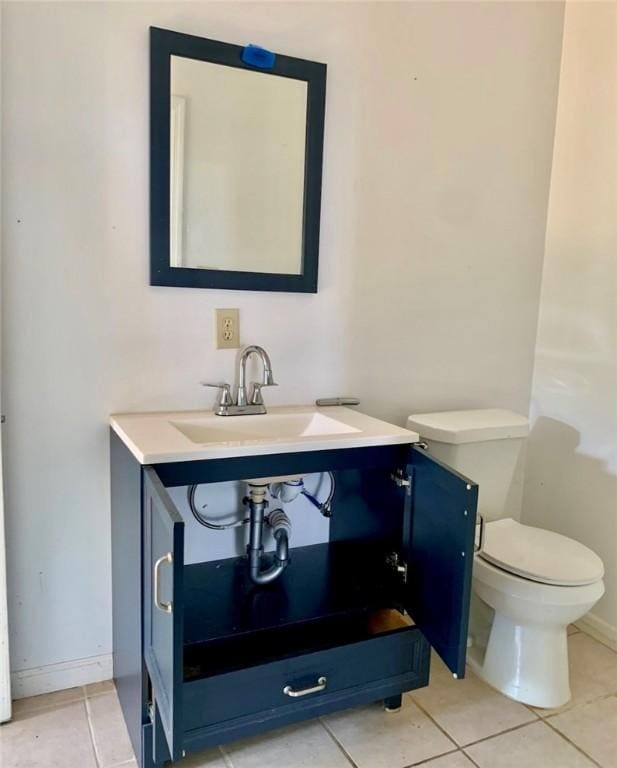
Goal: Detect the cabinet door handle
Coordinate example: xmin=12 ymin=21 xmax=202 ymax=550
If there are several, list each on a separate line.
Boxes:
xmin=283 ymin=676 xmax=327 ymax=698
xmin=153 ymin=552 xmax=173 ymax=614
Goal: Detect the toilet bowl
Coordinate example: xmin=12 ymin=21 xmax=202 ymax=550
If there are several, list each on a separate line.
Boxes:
xmin=468 ymin=518 xmax=604 ymax=708
xmin=406 ymin=409 xmax=605 ymax=709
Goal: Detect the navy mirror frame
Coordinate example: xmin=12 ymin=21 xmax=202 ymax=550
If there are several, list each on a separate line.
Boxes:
xmin=150 ymin=27 xmax=327 ymax=293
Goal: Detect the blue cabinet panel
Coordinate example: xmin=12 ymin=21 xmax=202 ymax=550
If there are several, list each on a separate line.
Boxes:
xmin=405 ymin=446 xmax=478 ymax=678
xmin=143 ymin=468 xmax=185 ymax=760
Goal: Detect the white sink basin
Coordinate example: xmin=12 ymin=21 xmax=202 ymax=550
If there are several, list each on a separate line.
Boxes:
xmin=170 ymin=412 xmax=361 ymax=444
xmin=110 ymin=406 xmax=419 ymax=464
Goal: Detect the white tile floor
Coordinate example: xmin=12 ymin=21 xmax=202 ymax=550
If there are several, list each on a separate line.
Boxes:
xmin=2 ymin=627 xmax=617 ymax=768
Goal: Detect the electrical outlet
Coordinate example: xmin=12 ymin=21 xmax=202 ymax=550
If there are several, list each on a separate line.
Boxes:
xmin=215 ymin=308 xmax=240 ymax=349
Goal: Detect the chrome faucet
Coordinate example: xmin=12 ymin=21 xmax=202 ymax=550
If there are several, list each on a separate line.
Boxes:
xmin=202 ymin=345 xmax=277 ymax=416
xmin=236 ymin=345 xmax=276 ymax=407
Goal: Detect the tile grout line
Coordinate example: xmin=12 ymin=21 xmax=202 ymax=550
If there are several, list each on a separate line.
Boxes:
xmin=458 ymin=718 xmax=542 ymax=751
xmin=412 ymin=680 xmax=528 ymax=768
xmin=532 ymin=689 xmax=617 ymax=721
xmin=16 ymin=682 xmax=111 ymax=703
xmin=403 ymin=746 xmax=462 ymax=768
xmin=393 ymin=694 xmax=471 ymax=767
xmin=85 ymin=688 xmax=118 ymax=700
xmin=318 ymin=716 xmax=361 ymax=768
xmin=541 ymin=714 xmax=605 ymax=768
xmin=460 ymin=750 xmax=482 ymax=768
xmin=83 ymin=697 xmax=103 ymax=768
xmin=317 ymin=710 xmax=358 ymax=768
xmin=322 ymin=704 xmax=480 ymax=768
xmin=219 ymin=743 xmax=236 ymax=768
xmin=11 ymin=689 xmax=86 ymax=716
xmin=574 ymin=627 xmax=617 ymax=655
xmin=408 ymin=693 xmax=471 ymax=751
xmin=461 ymin=717 xmax=606 ymax=768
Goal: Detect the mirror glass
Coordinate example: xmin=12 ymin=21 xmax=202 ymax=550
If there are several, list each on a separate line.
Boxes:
xmin=170 ymin=55 xmax=308 ymax=275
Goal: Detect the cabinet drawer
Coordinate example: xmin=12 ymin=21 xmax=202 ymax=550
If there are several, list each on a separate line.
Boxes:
xmin=182 ymin=626 xmax=427 ymax=732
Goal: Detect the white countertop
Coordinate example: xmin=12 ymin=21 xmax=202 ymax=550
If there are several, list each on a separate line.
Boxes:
xmin=110 ymin=405 xmax=420 ymax=464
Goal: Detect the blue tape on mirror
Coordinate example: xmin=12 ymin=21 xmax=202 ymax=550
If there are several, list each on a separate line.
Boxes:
xmin=241 ymin=44 xmax=276 ymax=69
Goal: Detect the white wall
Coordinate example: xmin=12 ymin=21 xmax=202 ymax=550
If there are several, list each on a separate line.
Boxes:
xmin=2 ymin=1 xmax=352 ymax=685
xmin=0 ymin=2 xmax=13 ymax=721
xmin=1 ymin=1 xmax=565 ymax=691
xmin=343 ymin=1 xmax=564 ymax=425
xmin=522 ymin=2 xmax=617 ymax=639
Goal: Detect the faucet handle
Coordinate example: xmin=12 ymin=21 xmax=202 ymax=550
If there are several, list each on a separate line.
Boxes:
xmin=249 ymin=381 xmax=277 ymax=406
xmin=201 ymin=381 xmax=233 ymax=407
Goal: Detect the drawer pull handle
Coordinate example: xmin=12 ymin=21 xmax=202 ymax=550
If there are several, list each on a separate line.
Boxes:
xmin=153 ymin=552 xmax=173 ymax=614
xmin=283 ymin=676 xmax=327 ymax=698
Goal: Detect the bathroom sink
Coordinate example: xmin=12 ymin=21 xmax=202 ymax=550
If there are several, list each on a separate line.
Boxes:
xmin=110 ymin=405 xmax=419 ymax=464
xmin=170 ymin=411 xmax=360 ymax=444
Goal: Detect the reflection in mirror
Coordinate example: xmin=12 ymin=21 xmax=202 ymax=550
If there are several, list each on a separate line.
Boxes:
xmin=170 ymin=56 xmax=307 ymax=275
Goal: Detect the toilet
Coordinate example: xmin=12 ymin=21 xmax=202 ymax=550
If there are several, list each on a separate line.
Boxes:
xmin=406 ymin=409 xmax=605 ymax=709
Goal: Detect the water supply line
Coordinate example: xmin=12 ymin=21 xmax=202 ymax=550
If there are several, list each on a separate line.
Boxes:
xmin=246 ymin=484 xmax=291 ymax=585
xmin=270 ymin=472 xmax=336 ymax=517
xmin=187 ymin=484 xmax=250 ymax=530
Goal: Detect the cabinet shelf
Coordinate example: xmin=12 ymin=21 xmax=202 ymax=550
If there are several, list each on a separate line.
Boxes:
xmin=184 ymin=539 xmax=400 ymax=643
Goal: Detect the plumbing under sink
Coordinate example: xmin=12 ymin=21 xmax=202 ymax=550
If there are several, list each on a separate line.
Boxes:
xmin=170 ymin=411 xmax=361 ymax=445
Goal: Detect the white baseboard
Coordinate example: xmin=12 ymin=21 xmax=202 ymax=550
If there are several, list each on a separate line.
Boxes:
xmin=576 ymin=612 xmax=617 ymax=652
xmin=11 ymin=653 xmax=112 ymax=700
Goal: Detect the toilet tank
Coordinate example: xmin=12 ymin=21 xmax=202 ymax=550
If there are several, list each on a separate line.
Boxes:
xmin=406 ymin=409 xmax=529 ymax=522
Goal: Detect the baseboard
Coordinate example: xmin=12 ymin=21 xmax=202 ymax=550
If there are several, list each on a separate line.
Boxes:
xmin=576 ymin=612 xmax=617 ymax=652
xmin=10 ymin=653 xmax=112 ymax=700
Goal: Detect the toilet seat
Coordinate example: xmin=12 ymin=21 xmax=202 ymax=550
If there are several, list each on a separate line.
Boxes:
xmin=478 ymin=518 xmax=604 ymax=587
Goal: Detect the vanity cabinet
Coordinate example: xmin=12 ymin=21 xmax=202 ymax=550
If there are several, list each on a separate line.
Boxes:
xmin=111 ymin=433 xmax=478 ymax=768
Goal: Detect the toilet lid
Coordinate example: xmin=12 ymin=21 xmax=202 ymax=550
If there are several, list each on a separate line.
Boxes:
xmin=479 ymin=519 xmax=604 ymax=586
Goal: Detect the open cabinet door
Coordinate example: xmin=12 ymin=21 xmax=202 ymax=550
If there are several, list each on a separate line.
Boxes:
xmin=143 ymin=468 xmax=184 ymax=760
xmin=403 ymin=446 xmax=478 ymax=678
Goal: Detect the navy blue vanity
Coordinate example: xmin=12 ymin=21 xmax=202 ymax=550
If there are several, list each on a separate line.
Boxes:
xmin=110 ymin=418 xmax=478 ymax=768
xmin=112 ymin=23 xmax=478 ymax=765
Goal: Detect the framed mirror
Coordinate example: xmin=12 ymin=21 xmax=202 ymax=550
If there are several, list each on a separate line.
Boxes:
xmin=150 ymin=27 xmax=327 ymax=292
